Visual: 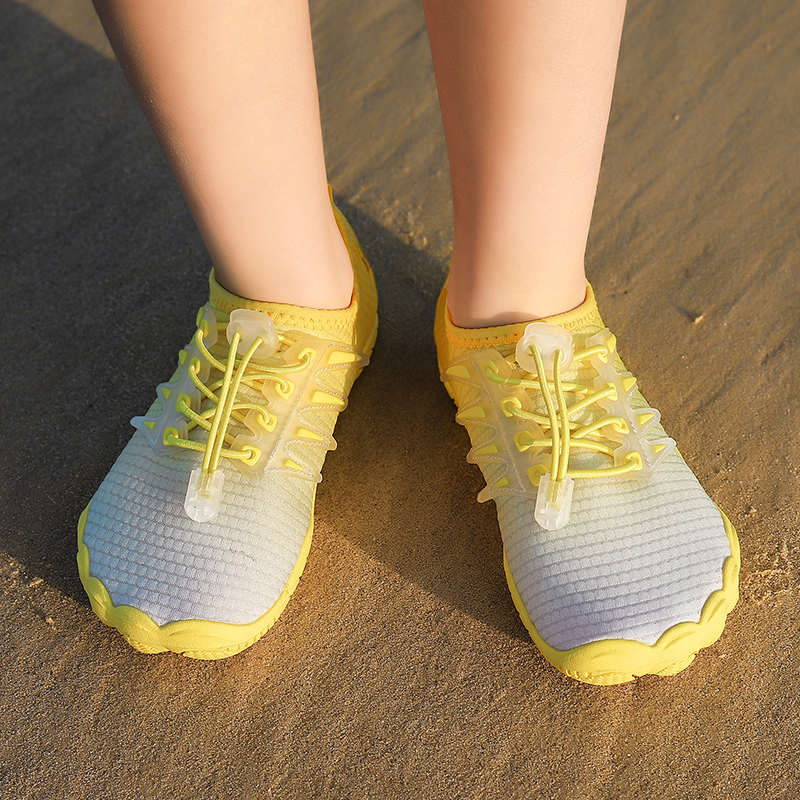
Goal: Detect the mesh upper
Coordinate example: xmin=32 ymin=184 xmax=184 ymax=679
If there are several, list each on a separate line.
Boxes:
xmin=83 ymin=434 xmax=315 ymax=626
xmin=497 ymin=451 xmax=729 ymax=649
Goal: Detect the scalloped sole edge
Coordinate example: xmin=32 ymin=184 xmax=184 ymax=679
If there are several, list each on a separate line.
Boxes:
xmin=505 ymin=509 xmax=740 ymax=685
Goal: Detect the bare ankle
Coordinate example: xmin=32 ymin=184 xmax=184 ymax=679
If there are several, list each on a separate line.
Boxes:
xmin=446 ymin=263 xmax=586 ymax=328
xmin=212 ymin=215 xmax=354 ymax=310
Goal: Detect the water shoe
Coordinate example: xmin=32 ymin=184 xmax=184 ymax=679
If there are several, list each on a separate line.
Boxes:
xmin=435 ymin=281 xmax=739 ymax=684
xmin=78 ymin=203 xmax=378 ymax=659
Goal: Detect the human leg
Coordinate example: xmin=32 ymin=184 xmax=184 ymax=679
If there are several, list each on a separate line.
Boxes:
xmin=423 ymin=0 xmax=626 ymax=325
xmin=93 ymin=0 xmax=353 ymax=308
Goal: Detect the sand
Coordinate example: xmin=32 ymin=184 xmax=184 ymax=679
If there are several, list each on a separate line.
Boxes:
xmin=1 ymin=0 xmax=798 ymax=797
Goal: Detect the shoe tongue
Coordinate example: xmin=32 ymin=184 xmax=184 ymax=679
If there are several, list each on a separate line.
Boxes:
xmin=207 ymin=269 xmax=359 ymax=344
xmin=444 ymin=282 xmax=615 ymax=469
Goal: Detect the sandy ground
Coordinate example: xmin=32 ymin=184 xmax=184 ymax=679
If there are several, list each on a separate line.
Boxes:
xmin=2 ymin=0 xmax=799 ymax=797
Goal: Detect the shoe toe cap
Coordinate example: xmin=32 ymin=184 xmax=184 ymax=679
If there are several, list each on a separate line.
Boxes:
xmin=80 ymin=433 xmax=315 ymax=631
xmin=500 ymin=452 xmax=739 ymax=681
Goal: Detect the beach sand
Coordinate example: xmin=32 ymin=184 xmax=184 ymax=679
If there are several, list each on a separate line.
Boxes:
xmin=1 ymin=0 xmax=798 ymax=797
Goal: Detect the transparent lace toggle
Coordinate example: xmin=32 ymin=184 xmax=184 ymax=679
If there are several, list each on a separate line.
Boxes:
xmin=534 ymin=472 xmax=574 ymax=530
xmin=515 ymin=322 xmax=574 ymax=375
xmin=226 ymin=309 xmax=279 ymax=360
xmin=184 ymin=468 xmax=225 ymax=522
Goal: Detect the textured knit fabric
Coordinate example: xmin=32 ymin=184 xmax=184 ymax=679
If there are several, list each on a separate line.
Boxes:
xmin=83 ymin=439 xmax=316 ymax=626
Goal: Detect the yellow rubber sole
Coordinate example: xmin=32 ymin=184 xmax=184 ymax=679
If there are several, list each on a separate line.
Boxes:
xmin=505 ymin=510 xmax=740 ymax=685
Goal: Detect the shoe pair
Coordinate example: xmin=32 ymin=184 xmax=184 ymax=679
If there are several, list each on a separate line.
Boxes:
xmin=78 ymin=204 xmax=739 ymax=684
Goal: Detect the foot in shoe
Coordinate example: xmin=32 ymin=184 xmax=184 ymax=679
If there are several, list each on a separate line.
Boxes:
xmin=77 ymin=204 xmax=378 ymax=659
xmin=434 ymin=280 xmax=739 ymax=685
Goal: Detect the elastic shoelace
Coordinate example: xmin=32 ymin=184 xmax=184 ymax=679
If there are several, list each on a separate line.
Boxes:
xmin=164 ymin=321 xmax=308 ymax=476
xmin=485 ymin=341 xmax=643 ymax=484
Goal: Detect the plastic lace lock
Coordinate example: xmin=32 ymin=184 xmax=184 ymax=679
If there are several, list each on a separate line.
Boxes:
xmin=184 ymin=468 xmax=225 ymax=522
xmin=534 ymin=472 xmax=574 ymax=530
xmin=226 ymin=309 xmax=279 ymax=360
xmin=515 ymin=323 xmax=574 ymax=375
